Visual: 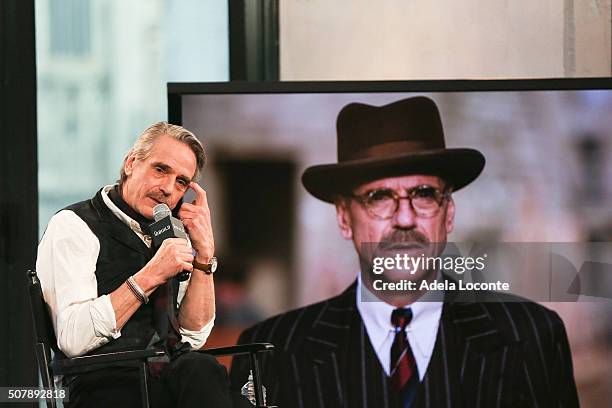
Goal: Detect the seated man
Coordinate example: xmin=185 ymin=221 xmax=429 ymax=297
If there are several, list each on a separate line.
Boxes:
xmin=37 ymin=122 xmax=247 ymax=407
xmin=231 ymin=96 xmax=579 ymax=407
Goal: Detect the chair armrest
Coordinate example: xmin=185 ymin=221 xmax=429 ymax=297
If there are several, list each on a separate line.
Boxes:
xmin=51 ymin=349 xmax=165 ymax=375
xmin=201 ymin=343 xmax=275 ymax=407
xmin=197 ymin=342 xmax=274 ymax=357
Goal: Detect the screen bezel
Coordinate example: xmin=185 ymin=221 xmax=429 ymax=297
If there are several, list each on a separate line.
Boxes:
xmin=167 ymin=77 xmax=612 ymax=124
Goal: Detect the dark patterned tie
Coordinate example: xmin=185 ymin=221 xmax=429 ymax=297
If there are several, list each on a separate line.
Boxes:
xmin=390 ymin=308 xmax=419 ymax=407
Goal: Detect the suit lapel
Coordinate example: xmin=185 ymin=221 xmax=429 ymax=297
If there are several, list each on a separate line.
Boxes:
xmin=299 ymin=284 xmax=356 ymax=407
xmin=299 ymin=283 xmax=399 ymax=408
xmin=414 ymin=296 xmax=509 ymax=408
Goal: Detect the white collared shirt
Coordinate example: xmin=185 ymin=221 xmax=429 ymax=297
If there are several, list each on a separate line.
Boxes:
xmin=356 ymin=275 xmax=443 ymax=380
xmin=36 ymin=185 xmax=214 ymax=358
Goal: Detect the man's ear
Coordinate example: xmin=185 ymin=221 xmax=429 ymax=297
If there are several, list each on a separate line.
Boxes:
xmin=445 ymin=196 xmax=455 ymax=234
xmin=335 ymin=197 xmax=353 ymax=240
xmin=124 ymin=153 xmax=136 ymax=177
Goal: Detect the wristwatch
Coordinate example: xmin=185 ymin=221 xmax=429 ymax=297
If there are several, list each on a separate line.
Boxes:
xmin=193 ymin=256 xmax=218 ymax=274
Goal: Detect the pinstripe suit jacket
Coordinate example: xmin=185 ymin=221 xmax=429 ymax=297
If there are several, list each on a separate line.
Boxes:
xmin=230 ymin=282 xmax=579 ymax=408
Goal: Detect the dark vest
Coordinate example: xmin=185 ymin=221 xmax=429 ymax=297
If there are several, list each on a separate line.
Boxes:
xmin=63 ymin=188 xmax=156 ymax=355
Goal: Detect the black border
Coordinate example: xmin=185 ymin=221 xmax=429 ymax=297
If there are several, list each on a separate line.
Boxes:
xmin=228 ymin=0 xmax=279 ymax=81
xmin=228 ymin=0 xmax=246 ymax=80
xmin=0 ymin=0 xmax=37 ymax=388
xmin=167 ymin=77 xmax=612 ymax=124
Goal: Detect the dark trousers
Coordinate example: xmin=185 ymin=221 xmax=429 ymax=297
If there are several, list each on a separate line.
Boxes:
xmin=67 ymin=352 xmax=252 ymax=408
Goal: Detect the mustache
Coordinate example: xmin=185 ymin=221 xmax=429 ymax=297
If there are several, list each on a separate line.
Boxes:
xmin=378 ymin=229 xmax=429 ymax=250
xmin=147 ymin=191 xmax=169 ymax=204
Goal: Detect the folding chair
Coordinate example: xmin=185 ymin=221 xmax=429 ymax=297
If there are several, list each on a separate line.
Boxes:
xmin=27 ymin=269 xmax=275 ymax=407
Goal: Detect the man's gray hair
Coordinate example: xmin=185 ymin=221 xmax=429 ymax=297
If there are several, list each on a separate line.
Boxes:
xmin=118 ymin=122 xmax=206 ymax=187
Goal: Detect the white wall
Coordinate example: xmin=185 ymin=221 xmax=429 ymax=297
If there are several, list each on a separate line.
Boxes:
xmin=280 ymin=0 xmax=612 ymax=80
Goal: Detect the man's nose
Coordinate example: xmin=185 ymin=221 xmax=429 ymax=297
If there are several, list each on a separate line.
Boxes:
xmin=392 ymin=197 xmax=417 ymax=228
xmin=158 ymin=176 xmax=174 ymax=196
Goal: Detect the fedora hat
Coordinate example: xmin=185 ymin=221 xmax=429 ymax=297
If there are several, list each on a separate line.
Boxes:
xmin=301 ymin=96 xmax=485 ymax=202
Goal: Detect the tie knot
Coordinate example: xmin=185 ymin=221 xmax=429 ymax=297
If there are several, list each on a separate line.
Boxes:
xmin=391 ymin=308 xmax=413 ymax=330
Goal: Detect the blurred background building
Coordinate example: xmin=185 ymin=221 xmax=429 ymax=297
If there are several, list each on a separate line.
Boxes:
xmin=36 ymin=0 xmax=229 ymax=233
xmin=32 ymin=0 xmax=612 ymax=406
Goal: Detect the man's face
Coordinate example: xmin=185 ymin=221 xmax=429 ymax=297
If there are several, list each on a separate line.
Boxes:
xmin=121 ymin=135 xmax=197 ymax=219
xmin=335 ymin=174 xmax=455 ymax=282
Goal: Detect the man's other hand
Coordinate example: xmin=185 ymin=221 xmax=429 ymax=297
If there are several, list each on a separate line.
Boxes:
xmin=178 ymin=182 xmax=215 ymax=264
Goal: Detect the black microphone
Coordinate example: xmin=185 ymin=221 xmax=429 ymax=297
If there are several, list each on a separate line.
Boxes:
xmin=149 ymin=203 xmax=191 ymax=281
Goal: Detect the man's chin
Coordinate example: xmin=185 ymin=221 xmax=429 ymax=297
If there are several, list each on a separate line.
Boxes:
xmin=144 ymin=197 xmax=169 ymax=214
xmin=137 ymin=203 xmax=155 ymax=220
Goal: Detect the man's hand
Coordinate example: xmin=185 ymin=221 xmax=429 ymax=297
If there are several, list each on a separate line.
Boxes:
xmin=178 ymin=182 xmax=215 ymax=264
xmin=144 ymin=238 xmax=194 ymax=286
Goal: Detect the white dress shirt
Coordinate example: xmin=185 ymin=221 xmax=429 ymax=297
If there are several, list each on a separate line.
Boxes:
xmin=356 ymin=275 xmax=443 ymax=380
xmin=36 ymin=185 xmax=214 ymax=358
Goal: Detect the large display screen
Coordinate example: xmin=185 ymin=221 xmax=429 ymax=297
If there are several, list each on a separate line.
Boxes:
xmin=170 ymin=79 xmax=611 ymax=404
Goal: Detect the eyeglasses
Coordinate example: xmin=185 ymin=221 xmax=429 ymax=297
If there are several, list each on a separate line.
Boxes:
xmin=350 ymin=185 xmax=451 ymax=220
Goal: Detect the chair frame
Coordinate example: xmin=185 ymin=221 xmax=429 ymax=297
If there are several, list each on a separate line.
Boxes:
xmin=27 ymin=269 xmax=275 ymax=408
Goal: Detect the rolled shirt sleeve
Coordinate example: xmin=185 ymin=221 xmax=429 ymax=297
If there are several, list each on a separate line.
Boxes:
xmin=179 ymin=314 xmax=215 ymax=350
xmin=36 ymin=210 xmax=121 ymax=358
xmin=176 ymin=277 xmax=215 ymax=349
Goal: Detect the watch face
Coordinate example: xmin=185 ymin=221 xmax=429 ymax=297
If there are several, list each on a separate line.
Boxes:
xmin=210 ymin=257 xmax=218 ymax=273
